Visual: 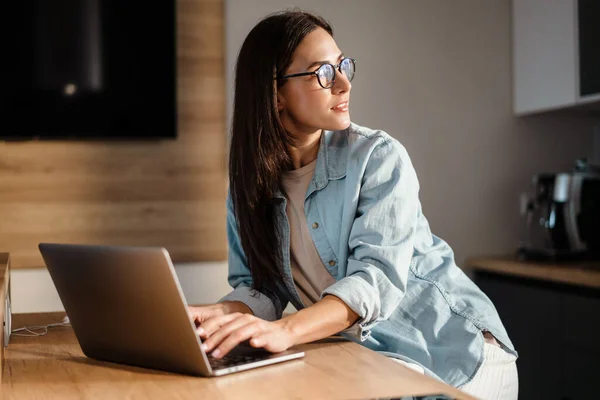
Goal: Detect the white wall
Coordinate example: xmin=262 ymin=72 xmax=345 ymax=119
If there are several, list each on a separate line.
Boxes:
xmin=226 ymin=0 xmax=598 ymax=267
xmin=11 ymin=262 xmax=231 ymax=313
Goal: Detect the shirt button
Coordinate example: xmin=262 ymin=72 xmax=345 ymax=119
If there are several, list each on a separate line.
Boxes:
xmin=312 ymin=222 xmax=319 ymax=229
xmin=329 ymin=260 xmax=336 ymax=266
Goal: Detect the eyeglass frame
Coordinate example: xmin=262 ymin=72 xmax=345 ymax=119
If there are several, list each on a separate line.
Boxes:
xmin=275 ymin=57 xmax=356 ymax=89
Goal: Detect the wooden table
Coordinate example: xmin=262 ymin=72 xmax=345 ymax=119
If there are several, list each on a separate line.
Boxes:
xmin=1 ymin=312 xmax=473 ymax=399
xmin=0 ymin=253 xmax=10 ymax=385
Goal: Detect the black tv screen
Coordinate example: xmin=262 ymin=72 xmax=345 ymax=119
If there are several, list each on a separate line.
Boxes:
xmin=2 ymin=1 xmax=177 ymax=140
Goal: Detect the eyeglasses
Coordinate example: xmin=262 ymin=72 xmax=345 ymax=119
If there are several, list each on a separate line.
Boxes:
xmin=276 ymin=57 xmax=356 ymax=89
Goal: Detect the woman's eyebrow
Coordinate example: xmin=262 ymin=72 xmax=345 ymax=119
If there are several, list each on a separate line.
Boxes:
xmin=306 ymin=53 xmax=344 ymax=70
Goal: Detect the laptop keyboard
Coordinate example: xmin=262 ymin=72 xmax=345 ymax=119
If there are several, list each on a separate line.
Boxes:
xmin=208 ymin=353 xmax=269 ymax=370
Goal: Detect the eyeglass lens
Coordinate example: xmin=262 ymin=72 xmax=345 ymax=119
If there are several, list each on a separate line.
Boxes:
xmin=316 ymin=58 xmax=355 ymax=89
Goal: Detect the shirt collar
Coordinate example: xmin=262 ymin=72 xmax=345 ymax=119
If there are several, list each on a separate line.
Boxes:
xmin=313 ymin=127 xmax=349 ymax=189
xmin=274 ymin=125 xmax=350 ymax=199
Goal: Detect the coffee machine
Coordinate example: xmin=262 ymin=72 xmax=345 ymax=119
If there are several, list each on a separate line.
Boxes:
xmin=518 ymin=161 xmax=600 ymax=261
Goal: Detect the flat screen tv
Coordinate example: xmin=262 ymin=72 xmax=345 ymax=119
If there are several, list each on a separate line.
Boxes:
xmin=2 ymin=1 xmax=177 ymax=140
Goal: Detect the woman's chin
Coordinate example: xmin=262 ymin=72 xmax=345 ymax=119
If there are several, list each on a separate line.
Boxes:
xmin=325 ymin=115 xmax=351 ymax=131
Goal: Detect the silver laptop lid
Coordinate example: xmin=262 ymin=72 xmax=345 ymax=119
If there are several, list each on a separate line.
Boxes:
xmin=39 ymin=243 xmax=212 ymax=376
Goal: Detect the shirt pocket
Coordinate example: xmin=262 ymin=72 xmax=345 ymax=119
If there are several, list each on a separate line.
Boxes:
xmin=305 ymin=195 xmax=341 ymax=279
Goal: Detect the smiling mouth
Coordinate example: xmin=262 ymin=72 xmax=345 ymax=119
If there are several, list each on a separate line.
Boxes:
xmin=332 ymin=101 xmax=349 ymax=111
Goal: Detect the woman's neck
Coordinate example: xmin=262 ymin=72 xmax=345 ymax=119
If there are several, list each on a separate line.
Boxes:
xmin=287 ymin=129 xmax=322 ymax=170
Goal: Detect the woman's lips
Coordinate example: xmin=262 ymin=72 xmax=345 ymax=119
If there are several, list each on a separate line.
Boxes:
xmin=332 ymin=101 xmax=349 ymax=112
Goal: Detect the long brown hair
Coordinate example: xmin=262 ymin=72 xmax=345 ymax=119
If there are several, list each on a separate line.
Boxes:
xmin=229 ymin=10 xmax=333 ymax=292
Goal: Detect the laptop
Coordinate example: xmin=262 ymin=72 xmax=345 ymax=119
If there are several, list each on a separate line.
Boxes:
xmin=38 ymin=243 xmax=305 ymax=377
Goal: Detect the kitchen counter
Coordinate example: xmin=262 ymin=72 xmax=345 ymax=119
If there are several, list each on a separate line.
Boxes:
xmin=466 ymin=255 xmax=600 ymax=290
xmin=468 ymin=255 xmax=600 ymax=399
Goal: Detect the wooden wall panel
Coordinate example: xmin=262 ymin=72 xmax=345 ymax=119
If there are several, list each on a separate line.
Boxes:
xmin=0 ymin=0 xmax=228 ymax=268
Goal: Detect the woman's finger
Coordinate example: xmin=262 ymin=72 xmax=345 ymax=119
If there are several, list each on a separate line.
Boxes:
xmin=188 ymin=309 xmax=207 ymax=326
xmin=202 ymin=314 xmax=257 ymax=352
xmin=188 ymin=305 xmax=218 ymax=326
xmin=198 ymin=312 xmax=244 ymax=338
xmin=210 ymin=323 xmax=265 ymax=359
xmin=249 ymin=333 xmax=267 ymax=348
xmin=250 ymin=331 xmax=289 ymax=353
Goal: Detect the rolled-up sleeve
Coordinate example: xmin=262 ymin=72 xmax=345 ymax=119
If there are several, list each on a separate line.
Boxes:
xmin=321 ymin=138 xmax=419 ymax=341
xmin=218 ymin=194 xmax=288 ymax=321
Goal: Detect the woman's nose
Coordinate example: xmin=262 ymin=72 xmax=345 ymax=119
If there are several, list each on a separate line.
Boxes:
xmin=332 ymin=71 xmax=351 ymax=94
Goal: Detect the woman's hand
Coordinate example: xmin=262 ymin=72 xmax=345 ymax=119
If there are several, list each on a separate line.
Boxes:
xmin=188 ymin=301 xmax=253 ymax=328
xmin=198 ymin=312 xmax=296 ymax=359
xmin=190 ymin=295 xmax=357 ymax=359
xmin=187 ymin=304 xmax=227 ymax=327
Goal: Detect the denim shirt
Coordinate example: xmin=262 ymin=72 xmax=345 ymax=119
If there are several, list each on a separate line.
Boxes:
xmin=220 ymin=122 xmax=516 ymax=387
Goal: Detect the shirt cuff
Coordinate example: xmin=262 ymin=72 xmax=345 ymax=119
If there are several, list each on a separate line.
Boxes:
xmin=322 ymin=276 xmax=385 ymax=342
xmin=218 ymin=285 xmax=278 ymax=321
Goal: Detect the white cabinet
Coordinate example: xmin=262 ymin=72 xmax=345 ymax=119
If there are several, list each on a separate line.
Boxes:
xmin=513 ymin=0 xmax=600 ymax=115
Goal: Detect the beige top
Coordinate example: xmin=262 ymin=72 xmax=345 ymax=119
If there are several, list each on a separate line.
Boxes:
xmin=280 ymin=160 xmax=336 ymax=307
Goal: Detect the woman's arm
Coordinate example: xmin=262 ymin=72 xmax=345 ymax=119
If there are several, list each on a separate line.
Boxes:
xmin=276 ymin=295 xmax=359 ymax=344
xmin=198 ymin=295 xmax=358 ymax=358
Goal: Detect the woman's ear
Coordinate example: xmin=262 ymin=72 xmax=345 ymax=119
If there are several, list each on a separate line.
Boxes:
xmin=273 ymin=68 xmax=285 ymax=113
xmin=276 ymin=90 xmax=285 ymax=113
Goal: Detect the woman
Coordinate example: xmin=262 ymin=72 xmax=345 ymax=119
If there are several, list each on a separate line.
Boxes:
xmin=189 ymin=10 xmax=518 ymax=399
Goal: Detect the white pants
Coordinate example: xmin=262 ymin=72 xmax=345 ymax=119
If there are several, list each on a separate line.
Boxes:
xmin=459 ymin=342 xmax=518 ymax=400
xmin=389 ymin=343 xmax=518 ymax=400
